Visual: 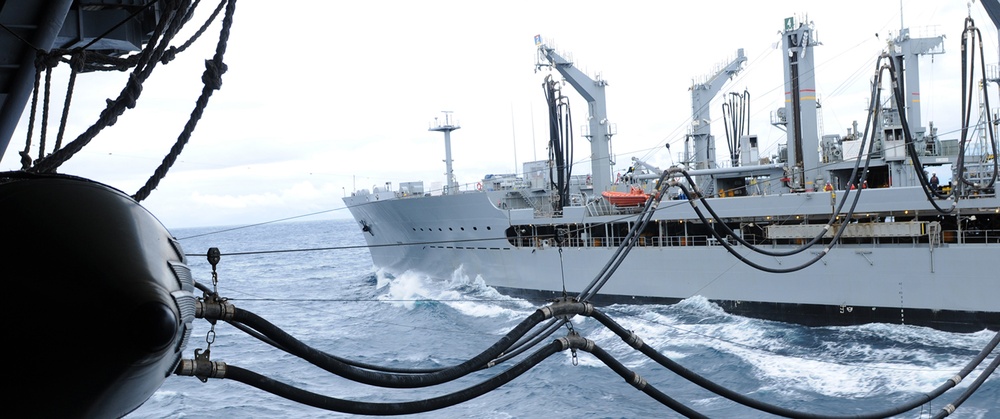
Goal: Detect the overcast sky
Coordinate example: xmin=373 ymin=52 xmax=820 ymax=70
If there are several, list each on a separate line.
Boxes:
xmin=2 ymin=0 xmax=997 ymax=228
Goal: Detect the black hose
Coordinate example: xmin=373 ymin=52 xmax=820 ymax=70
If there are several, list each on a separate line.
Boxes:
xmin=881 ymin=55 xmax=959 ymax=213
xmin=666 ymin=59 xmax=893 ymax=274
xmin=578 ymin=170 xmax=672 ymax=300
xmin=543 ymin=75 xmax=574 ymax=209
xmin=672 ymin=56 xmax=885 ymax=260
xmin=228 ymin=303 xmax=588 ymax=388
xmin=931 ymin=354 xmax=1000 ymax=418
xmin=673 ymin=179 xmax=866 ymax=274
xmin=491 ymin=318 xmax=566 ymax=365
xmin=585 ymin=342 xmax=709 ymax=418
xmin=232 ymin=318 xmax=448 ymax=374
xmin=590 ymin=308 xmax=1000 ymax=419
xmin=956 ymin=17 xmax=998 ymax=191
xmin=222 ymin=340 xmax=563 ymax=415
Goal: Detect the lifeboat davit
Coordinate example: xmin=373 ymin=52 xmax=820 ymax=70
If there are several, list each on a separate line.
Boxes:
xmin=602 ymin=187 xmax=650 ymax=207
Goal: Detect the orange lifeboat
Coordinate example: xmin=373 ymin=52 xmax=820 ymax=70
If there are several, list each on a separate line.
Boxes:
xmin=602 ymin=187 xmax=650 ymax=207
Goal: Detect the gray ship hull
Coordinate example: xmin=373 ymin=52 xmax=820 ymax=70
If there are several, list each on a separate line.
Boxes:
xmin=345 ymin=187 xmax=1000 ymax=332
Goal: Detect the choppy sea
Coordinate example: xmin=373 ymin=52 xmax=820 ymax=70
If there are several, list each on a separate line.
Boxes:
xmin=129 ymin=218 xmax=998 ymax=418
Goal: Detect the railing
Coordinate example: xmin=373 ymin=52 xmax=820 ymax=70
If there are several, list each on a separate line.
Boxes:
xmin=521 ymin=228 xmax=1000 ymax=250
xmin=557 ymin=234 xmax=744 ymax=249
xmin=942 ymin=229 xmax=1000 ymax=244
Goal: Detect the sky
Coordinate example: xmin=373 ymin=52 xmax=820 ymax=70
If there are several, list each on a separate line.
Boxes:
xmin=2 ymin=0 xmax=998 ymax=228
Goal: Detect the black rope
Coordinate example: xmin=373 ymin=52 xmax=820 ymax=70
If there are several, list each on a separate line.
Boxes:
xmin=132 ymin=0 xmax=236 ymax=201
xmin=161 ymin=0 xmax=227 ymax=65
xmin=18 ymin=0 xmax=233 ymax=202
xmin=27 ymin=2 xmax=185 ymax=173
xmin=19 ymin=52 xmax=45 ymax=170
xmin=54 ymin=52 xmax=86 ymax=149
xmin=37 ymin=60 xmax=53 ymax=160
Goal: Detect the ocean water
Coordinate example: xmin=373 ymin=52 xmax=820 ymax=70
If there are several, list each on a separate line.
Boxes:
xmin=129 ymin=219 xmax=998 ymax=418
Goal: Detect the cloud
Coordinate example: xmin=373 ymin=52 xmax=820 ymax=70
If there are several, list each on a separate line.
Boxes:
xmin=190 ymin=181 xmax=333 ymax=209
xmin=4 ymin=0 xmax=996 ymax=229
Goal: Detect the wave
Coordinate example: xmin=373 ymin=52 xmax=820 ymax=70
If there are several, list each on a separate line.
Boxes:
xmin=552 ymin=296 xmax=1000 ymax=401
xmin=374 ymin=265 xmax=536 ymax=320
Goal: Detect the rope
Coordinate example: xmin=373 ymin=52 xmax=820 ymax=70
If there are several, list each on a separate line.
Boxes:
xmin=19 ymin=52 xmax=50 ymax=169
xmin=132 ymin=0 xmax=236 ymax=201
xmin=54 ymin=52 xmax=86 ymax=150
xmin=27 ymin=2 xmax=185 ymax=173
xmin=18 ymin=0 xmax=235 ymax=206
xmin=161 ymin=0 xmax=228 ymax=64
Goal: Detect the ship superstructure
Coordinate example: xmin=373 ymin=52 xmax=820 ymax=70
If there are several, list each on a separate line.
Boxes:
xmin=345 ymin=14 xmax=1000 ymax=332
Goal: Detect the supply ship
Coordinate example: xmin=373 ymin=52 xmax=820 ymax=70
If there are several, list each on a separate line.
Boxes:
xmin=345 ymin=13 xmax=1000 ymax=333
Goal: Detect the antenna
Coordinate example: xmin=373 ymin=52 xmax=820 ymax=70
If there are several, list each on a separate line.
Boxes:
xmin=510 ymin=103 xmax=518 ymax=174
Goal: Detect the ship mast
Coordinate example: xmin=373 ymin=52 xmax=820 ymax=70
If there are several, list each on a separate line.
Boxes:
xmin=535 ymin=39 xmax=614 ymax=193
xmin=780 ymin=16 xmax=822 ymax=191
xmin=688 ymin=49 xmax=747 ymax=171
xmin=429 ymin=111 xmax=461 ymax=195
xmin=887 ymin=24 xmax=945 ymax=142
